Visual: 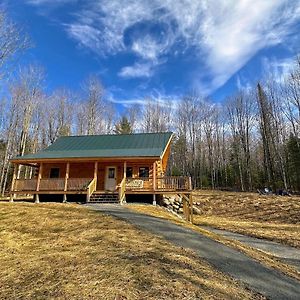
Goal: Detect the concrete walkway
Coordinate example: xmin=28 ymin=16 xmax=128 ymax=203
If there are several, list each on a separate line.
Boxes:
xmin=200 ymin=226 xmax=300 ymax=272
xmin=86 ymin=204 xmax=300 ymax=300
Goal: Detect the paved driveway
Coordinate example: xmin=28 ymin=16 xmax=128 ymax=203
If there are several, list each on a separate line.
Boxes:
xmin=200 ymin=226 xmax=300 ymax=272
xmin=86 ymin=204 xmax=300 ymax=300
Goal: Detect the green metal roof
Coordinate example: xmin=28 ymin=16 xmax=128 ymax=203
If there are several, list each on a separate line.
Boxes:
xmin=14 ymin=132 xmax=173 ymax=161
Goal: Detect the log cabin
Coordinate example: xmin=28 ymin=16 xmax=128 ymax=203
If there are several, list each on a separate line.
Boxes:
xmin=9 ymin=132 xmax=192 ymax=206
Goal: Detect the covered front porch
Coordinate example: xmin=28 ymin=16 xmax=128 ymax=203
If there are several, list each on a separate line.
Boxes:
xmin=10 ymin=160 xmax=192 ymax=203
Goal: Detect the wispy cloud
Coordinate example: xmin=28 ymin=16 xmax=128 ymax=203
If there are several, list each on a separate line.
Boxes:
xmin=261 ymin=56 xmax=296 ymax=83
xmin=26 ymin=0 xmax=300 ymax=92
xmin=26 ymin=0 xmax=76 ymax=5
xmin=194 ymin=0 xmax=300 ymax=94
xmin=108 ymin=89 xmax=180 ymax=108
xmin=118 ymin=62 xmax=154 ymax=78
xmin=131 ymin=34 xmax=171 ymax=60
xmin=66 ymin=23 xmax=102 ymax=51
xmin=109 ymin=97 xmax=174 ymax=109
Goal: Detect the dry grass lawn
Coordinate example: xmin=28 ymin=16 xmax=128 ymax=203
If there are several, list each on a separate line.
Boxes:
xmin=128 ymin=204 xmax=300 ymax=282
xmin=193 ymin=190 xmax=300 ymax=248
xmin=0 ymin=203 xmax=262 ymax=300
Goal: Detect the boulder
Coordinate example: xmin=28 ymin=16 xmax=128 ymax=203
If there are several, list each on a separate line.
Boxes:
xmin=169 ymin=198 xmax=175 ymax=204
xmin=193 ymin=206 xmax=202 ymax=215
xmin=163 ymin=199 xmax=170 ymax=206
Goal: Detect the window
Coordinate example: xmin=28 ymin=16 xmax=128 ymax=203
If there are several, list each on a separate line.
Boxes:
xmin=50 ymin=168 xmax=60 ymax=178
xmin=139 ymin=167 xmax=149 ymax=178
xmin=126 ymin=167 xmax=133 ymax=178
xmin=108 ymin=168 xmax=115 ymax=179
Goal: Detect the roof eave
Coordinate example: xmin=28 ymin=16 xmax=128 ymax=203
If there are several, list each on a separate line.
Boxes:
xmin=10 ymin=155 xmax=161 ymax=164
xmin=160 ymin=133 xmax=174 ymax=159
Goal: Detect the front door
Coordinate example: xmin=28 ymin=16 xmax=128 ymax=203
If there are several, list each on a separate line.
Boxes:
xmin=105 ymin=166 xmax=117 ymax=191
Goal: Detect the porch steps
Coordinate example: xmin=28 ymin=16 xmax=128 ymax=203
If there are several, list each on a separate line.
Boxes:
xmin=89 ymin=192 xmax=119 ymax=203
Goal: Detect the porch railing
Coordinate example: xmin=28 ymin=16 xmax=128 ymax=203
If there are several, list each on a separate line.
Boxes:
xmin=87 ymin=178 xmax=97 ymax=196
xmin=14 ymin=179 xmax=37 ymax=191
xmin=39 ymin=179 xmax=65 ymax=191
xmin=68 ymin=178 xmax=93 ymax=191
xmin=13 ymin=178 xmax=93 ymax=192
xmin=156 ymin=176 xmax=191 ymax=191
xmin=125 ymin=177 xmax=152 ymax=190
xmin=125 ymin=176 xmax=192 ymax=191
xmin=13 ymin=176 xmax=192 ymax=193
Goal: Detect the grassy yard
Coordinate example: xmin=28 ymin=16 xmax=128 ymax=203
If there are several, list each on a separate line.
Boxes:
xmin=128 ymin=204 xmax=300 ymax=282
xmin=192 ymin=190 xmax=300 ymax=248
xmin=0 ymin=203 xmax=261 ymax=300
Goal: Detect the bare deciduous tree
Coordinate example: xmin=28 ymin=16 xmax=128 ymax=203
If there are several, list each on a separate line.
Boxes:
xmin=0 ymin=10 xmax=29 ymax=79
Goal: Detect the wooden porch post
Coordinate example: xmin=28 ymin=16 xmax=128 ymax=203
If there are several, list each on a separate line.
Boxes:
xmin=182 ymin=196 xmax=187 ymax=220
xmin=63 ymin=162 xmax=70 ymax=203
xmin=153 ymin=162 xmax=156 ymax=191
xmin=94 ymin=161 xmax=98 ymax=187
xmin=123 ymin=161 xmax=127 ymax=179
xmin=9 ymin=163 xmax=18 ymax=202
xmin=35 ymin=163 xmax=43 ymax=203
xmin=152 ymin=162 xmax=157 ymax=205
xmin=189 ymin=194 xmax=193 ymax=224
xmin=123 ymin=161 xmax=126 ymax=204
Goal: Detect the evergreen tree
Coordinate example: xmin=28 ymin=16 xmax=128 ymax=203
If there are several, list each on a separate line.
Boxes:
xmin=287 ymin=135 xmax=300 ymax=191
xmin=114 ymin=116 xmax=132 ymax=134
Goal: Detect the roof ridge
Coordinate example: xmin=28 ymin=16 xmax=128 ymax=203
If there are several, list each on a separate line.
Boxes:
xmin=59 ymin=132 xmax=173 ymax=138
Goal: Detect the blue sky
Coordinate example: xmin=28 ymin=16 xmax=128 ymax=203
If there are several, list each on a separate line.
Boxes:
xmin=4 ymin=0 xmax=300 ymax=107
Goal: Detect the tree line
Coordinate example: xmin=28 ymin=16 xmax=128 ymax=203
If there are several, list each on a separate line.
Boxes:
xmin=0 ymin=9 xmax=299 ymax=195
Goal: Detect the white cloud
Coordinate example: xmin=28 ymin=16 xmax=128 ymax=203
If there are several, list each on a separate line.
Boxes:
xmin=109 ymin=95 xmax=176 ymax=108
xmin=66 ymin=23 xmax=101 ymax=50
xmin=118 ymin=62 xmax=154 ymax=78
xmin=261 ymin=56 xmax=296 ymax=83
xmin=132 ymin=35 xmax=167 ymax=60
xmin=26 ymin=0 xmax=76 ymax=5
xmin=193 ymin=0 xmax=300 ymax=93
xmin=28 ymin=0 xmax=300 ymax=91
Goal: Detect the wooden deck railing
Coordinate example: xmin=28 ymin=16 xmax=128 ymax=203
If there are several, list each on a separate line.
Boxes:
xmin=13 ymin=178 xmax=93 ymax=192
xmin=39 ymin=179 xmax=65 ymax=191
xmin=126 ymin=176 xmax=191 ymax=191
xmin=156 ymin=176 xmax=191 ymax=191
xmin=13 ymin=176 xmax=192 ymax=193
xmin=14 ymin=179 xmax=37 ymax=191
xmin=87 ymin=178 xmax=96 ymax=196
xmin=68 ymin=178 xmax=92 ymax=191
xmin=125 ymin=177 xmax=152 ymax=190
